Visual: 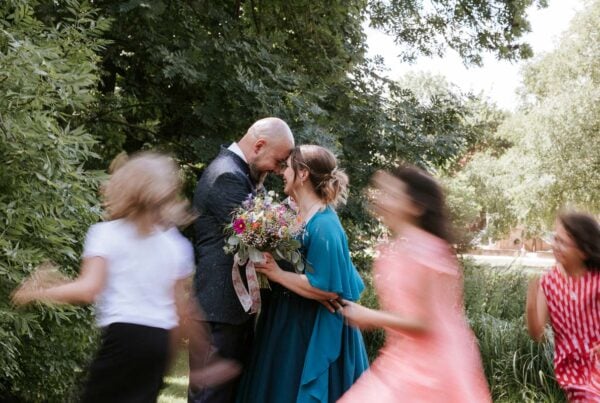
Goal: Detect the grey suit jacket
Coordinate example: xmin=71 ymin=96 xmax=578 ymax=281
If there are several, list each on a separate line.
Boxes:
xmin=192 ymin=147 xmax=256 ymax=324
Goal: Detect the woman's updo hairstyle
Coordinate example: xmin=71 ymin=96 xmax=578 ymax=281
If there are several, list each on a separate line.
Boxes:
xmin=289 ymin=145 xmax=348 ymax=207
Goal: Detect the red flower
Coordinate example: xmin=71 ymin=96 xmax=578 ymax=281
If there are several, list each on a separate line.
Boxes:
xmin=233 ymin=218 xmax=246 ymax=234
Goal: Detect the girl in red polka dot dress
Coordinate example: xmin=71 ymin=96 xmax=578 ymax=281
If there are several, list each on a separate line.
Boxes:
xmin=526 ymin=212 xmax=600 ymax=402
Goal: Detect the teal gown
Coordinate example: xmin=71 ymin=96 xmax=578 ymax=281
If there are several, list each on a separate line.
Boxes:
xmin=235 ymin=206 xmax=369 ymax=403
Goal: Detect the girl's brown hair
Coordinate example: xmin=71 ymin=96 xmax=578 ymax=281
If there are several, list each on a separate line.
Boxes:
xmin=559 ymin=212 xmax=600 ymax=271
xmin=289 ymin=145 xmax=348 ymax=208
xmin=102 ymin=152 xmax=194 ymax=232
xmin=389 ymin=164 xmax=453 ymax=244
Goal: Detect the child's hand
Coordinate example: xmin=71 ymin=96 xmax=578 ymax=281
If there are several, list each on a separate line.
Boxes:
xmin=338 ymin=299 xmax=376 ymax=330
xmin=11 ymin=284 xmax=39 ymax=306
xmin=11 ymin=263 xmax=68 ymax=306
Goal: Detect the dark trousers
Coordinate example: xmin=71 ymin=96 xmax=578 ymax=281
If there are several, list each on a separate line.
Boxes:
xmin=188 ymin=318 xmax=254 ymax=403
xmin=81 ymin=322 xmax=170 ymax=403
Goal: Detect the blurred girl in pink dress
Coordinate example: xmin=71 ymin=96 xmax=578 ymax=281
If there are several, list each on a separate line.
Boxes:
xmin=337 ymin=165 xmax=491 ymax=403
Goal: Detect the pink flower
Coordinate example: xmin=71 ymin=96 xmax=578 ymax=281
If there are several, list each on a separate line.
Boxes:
xmin=233 ymin=218 xmax=246 ymax=234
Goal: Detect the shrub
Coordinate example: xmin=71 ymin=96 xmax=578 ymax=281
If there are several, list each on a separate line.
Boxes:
xmin=358 ymin=270 xmax=385 ymax=362
xmin=0 ymin=1 xmax=108 ymax=400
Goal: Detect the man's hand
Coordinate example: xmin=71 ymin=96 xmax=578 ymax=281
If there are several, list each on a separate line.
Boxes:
xmin=319 ymin=298 xmax=344 ymax=313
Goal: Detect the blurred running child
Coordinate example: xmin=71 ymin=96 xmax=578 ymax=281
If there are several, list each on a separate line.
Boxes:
xmin=337 ymin=165 xmax=491 ymax=403
xmin=13 ymin=152 xmax=207 ymax=402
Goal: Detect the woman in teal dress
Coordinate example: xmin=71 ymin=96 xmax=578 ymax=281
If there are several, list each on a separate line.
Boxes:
xmin=235 ymin=145 xmax=368 ymax=403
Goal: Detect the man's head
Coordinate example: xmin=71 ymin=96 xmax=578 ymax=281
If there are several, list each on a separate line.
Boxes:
xmin=238 ymin=117 xmax=294 ymax=182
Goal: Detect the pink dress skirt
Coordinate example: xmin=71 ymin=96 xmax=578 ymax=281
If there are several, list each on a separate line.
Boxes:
xmin=338 ymin=228 xmax=491 ymax=403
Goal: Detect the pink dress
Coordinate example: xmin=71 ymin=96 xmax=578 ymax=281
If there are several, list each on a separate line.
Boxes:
xmin=338 ymin=228 xmax=491 ymax=403
xmin=540 ymin=267 xmax=600 ymax=402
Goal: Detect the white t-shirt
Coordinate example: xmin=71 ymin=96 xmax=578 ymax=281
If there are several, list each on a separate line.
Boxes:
xmin=82 ymin=219 xmax=194 ymax=329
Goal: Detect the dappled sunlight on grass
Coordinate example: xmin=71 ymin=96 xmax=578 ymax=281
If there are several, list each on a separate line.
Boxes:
xmin=159 ymin=350 xmax=189 ymax=403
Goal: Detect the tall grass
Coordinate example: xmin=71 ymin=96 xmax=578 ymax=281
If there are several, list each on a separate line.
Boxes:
xmin=463 ymin=260 xmax=565 ymax=402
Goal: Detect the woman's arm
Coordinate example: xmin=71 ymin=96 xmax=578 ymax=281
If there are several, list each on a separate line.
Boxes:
xmin=255 ymin=254 xmax=338 ymax=301
xmin=526 ymin=275 xmax=549 ymax=342
xmin=338 ymin=299 xmax=429 ymax=336
xmin=13 ymin=257 xmax=108 ymax=305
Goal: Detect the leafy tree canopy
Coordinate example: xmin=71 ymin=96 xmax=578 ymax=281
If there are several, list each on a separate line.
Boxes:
xmin=448 ymin=0 xmax=600 ymax=236
xmin=369 ymin=0 xmax=547 ymax=64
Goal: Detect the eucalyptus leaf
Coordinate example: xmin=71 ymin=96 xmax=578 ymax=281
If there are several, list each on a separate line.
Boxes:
xmin=291 ymin=251 xmax=300 ymax=264
xmin=275 ymin=249 xmax=286 ymax=260
xmin=248 ymin=247 xmax=265 ymax=263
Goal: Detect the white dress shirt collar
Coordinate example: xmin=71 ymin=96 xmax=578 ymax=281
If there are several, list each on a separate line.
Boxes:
xmin=228 ymin=142 xmax=248 ymax=163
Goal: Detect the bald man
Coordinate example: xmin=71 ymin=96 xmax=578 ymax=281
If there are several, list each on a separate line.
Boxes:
xmin=189 ymin=118 xmax=294 ymax=403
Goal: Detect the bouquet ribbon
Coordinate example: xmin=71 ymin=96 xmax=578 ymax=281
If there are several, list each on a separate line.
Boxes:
xmin=231 ymin=253 xmax=261 ymax=314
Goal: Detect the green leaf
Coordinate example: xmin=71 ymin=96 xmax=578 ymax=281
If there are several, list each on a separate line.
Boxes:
xmin=248 ymin=247 xmax=264 ymax=263
xmin=227 ymin=235 xmax=240 ymax=246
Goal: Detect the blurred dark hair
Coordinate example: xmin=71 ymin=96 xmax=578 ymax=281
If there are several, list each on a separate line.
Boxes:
xmin=559 ymin=212 xmax=600 ymax=271
xmin=389 ymin=164 xmax=452 ymax=244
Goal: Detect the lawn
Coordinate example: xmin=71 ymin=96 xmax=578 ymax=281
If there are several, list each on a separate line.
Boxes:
xmin=159 ymin=350 xmax=189 ymax=403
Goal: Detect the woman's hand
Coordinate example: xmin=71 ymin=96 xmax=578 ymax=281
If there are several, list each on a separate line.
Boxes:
xmin=254 ymin=252 xmax=284 ymax=283
xmin=338 ymin=299 xmax=377 ymax=330
xmin=320 ymin=298 xmax=344 ymax=314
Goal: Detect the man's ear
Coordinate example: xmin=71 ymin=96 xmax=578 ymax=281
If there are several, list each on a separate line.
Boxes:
xmin=253 ymin=138 xmax=266 ymax=154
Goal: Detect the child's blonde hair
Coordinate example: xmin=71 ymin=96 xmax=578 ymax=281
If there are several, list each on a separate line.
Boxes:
xmin=102 ymin=152 xmax=194 ymax=231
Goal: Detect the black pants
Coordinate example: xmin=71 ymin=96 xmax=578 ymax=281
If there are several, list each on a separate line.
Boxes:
xmin=188 ymin=319 xmax=254 ymax=403
xmin=81 ymin=322 xmax=170 ymax=403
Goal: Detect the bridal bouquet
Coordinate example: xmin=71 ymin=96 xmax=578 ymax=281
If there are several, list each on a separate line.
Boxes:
xmin=224 ymin=191 xmax=304 ymax=313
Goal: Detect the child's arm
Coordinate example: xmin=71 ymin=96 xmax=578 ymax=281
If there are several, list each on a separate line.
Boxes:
xmin=174 ymin=276 xmax=198 ymax=340
xmin=526 ymin=275 xmax=549 ymax=342
xmin=13 ymin=257 xmax=107 ymax=305
xmin=339 ymin=299 xmax=429 ymax=336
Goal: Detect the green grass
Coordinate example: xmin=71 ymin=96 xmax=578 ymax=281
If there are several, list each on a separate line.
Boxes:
xmin=158 ymin=350 xmax=189 ymax=403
